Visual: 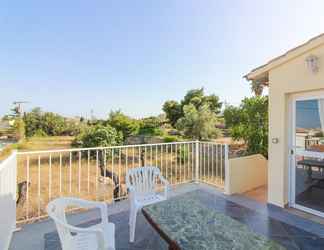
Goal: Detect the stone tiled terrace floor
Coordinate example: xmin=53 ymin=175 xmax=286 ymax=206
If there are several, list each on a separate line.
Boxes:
xmin=10 ymin=183 xmax=324 ymax=250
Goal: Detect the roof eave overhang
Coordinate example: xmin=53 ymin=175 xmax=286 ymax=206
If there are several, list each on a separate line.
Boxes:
xmin=244 ymin=33 xmax=324 ymax=85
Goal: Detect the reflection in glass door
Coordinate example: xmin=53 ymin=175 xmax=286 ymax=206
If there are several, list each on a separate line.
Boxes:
xmin=292 ymin=96 xmax=324 ymax=215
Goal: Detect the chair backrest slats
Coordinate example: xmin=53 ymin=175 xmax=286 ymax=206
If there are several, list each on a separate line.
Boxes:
xmin=126 ymin=166 xmax=160 ymax=196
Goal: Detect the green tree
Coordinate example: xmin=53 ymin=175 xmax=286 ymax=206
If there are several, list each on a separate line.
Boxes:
xmin=176 ymin=104 xmax=221 ymax=140
xmin=72 ymin=124 xmax=123 ymax=148
xmin=23 ymin=108 xmax=72 ymax=137
xmin=162 ymin=100 xmax=182 ymax=127
xmin=224 ymin=96 xmax=268 ymax=157
xmin=23 ymin=107 xmax=43 ymax=137
xmin=107 ymin=110 xmax=140 ymax=139
xmin=139 ymin=117 xmax=163 ymax=136
xmin=163 ymin=88 xmax=222 ymax=127
xmin=223 ymin=105 xmax=241 ymax=128
xmin=42 ymin=112 xmax=65 ymax=136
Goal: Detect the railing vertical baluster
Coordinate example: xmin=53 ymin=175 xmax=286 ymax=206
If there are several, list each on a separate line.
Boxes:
xmin=183 ymin=143 xmax=185 ymax=183
xmin=104 ymin=150 xmax=107 ymax=185
xmin=26 ymin=156 xmax=30 ymax=220
xmin=138 ymin=146 xmax=141 ymax=167
xmin=78 ymin=151 xmax=81 ymax=193
xmin=220 ymin=145 xmax=223 ymax=185
xmin=49 ymin=154 xmax=52 ymax=200
xmin=191 ymin=143 xmax=194 ymax=181
xmin=175 ymin=144 xmax=178 ymax=184
xmin=165 ymin=145 xmax=168 ymax=182
xmin=216 ymin=144 xmax=218 ymax=182
xmin=211 ymin=144 xmax=214 ymax=183
xmin=96 ymin=150 xmax=99 ymax=200
xmin=69 ymin=152 xmax=72 ymax=193
xmin=144 ymin=146 xmax=147 ymax=166
xmin=38 ymin=155 xmax=41 ymax=218
xmin=87 ymin=150 xmax=90 ymax=193
xmin=207 ymin=143 xmax=210 ymax=183
xmin=111 ymin=149 xmax=114 ymax=201
xmin=132 ymin=147 xmax=135 ymax=168
xmin=224 ymin=144 xmax=229 ymax=191
xmin=59 ymin=153 xmax=62 ymax=194
xmin=182 ymin=143 xmax=185 ymax=182
xmin=160 ymin=144 xmax=163 ymax=176
xmin=126 ymin=148 xmax=128 ymax=175
xmin=150 ymin=145 xmax=153 ymax=166
xmin=187 ymin=143 xmax=190 ymax=181
xmin=155 ymin=145 xmax=158 ymax=167
xmin=177 ymin=144 xmax=178 ymax=183
xmin=199 ymin=143 xmax=202 ymax=181
xmin=203 ymin=144 xmax=206 ymax=182
xmin=118 ymin=148 xmax=121 ymax=199
xmin=170 ymin=144 xmax=173 ymax=185
xmin=195 ymin=141 xmax=199 ymax=183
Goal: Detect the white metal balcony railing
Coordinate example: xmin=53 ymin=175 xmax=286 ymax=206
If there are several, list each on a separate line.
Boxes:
xmin=1 ymin=141 xmax=228 ymax=225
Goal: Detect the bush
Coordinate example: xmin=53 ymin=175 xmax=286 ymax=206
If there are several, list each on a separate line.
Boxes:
xmin=107 ymin=110 xmax=140 ymax=139
xmin=163 ymin=135 xmax=179 ymax=143
xmin=72 ymin=124 xmax=123 ymax=148
xmin=139 ymin=117 xmax=164 ymax=136
xmin=224 ymin=96 xmax=268 ymax=157
xmin=23 ymin=108 xmax=79 ymax=137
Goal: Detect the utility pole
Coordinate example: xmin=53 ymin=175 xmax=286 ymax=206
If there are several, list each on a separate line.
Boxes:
xmin=12 ymin=101 xmax=29 ymax=117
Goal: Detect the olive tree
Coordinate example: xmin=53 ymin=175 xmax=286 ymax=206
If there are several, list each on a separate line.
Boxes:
xmin=176 ymin=104 xmax=221 ymax=140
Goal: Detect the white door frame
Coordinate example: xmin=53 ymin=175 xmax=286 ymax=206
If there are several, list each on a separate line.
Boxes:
xmin=289 ymin=90 xmax=324 ymax=217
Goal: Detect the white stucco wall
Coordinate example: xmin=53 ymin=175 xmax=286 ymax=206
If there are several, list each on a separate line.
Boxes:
xmin=268 ymin=44 xmax=324 ymax=207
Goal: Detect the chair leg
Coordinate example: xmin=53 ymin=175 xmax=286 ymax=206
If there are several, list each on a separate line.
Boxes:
xmin=129 ymin=208 xmax=138 ymax=243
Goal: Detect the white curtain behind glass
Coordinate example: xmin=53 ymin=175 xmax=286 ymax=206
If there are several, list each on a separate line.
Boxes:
xmin=319 ymin=99 xmax=324 ymax=133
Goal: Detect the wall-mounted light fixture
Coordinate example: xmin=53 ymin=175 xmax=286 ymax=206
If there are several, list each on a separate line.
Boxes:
xmin=305 ymin=55 xmax=319 ymax=73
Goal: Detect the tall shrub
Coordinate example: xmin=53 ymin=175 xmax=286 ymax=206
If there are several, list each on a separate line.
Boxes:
xmin=224 ymin=96 xmax=268 ymax=157
xmin=72 ymin=124 xmax=123 ymax=148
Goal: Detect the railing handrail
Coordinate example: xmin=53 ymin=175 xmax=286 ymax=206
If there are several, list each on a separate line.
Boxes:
xmin=17 ymin=140 xmax=227 ymax=155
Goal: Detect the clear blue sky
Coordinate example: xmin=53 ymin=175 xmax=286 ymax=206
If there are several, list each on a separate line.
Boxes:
xmin=1 ymin=1 xmax=324 ymax=119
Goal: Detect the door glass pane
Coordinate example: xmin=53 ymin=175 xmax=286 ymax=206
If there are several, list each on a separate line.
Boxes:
xmin=295 ymin=98 xmax=324 ymax=213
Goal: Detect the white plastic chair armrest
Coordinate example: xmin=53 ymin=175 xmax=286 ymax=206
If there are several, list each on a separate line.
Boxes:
xmin=54 ymin=217 xmax=106 ymax=250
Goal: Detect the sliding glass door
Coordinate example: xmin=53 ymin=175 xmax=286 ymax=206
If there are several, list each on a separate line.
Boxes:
xmin=291 ymin=92 xmax=324 ymax=216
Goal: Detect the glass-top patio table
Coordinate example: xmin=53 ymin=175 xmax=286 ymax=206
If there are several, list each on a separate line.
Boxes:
xmin=142 ymin=191 xmax=285 ymax=250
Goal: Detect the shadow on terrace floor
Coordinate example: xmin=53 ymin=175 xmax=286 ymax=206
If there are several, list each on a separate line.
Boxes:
xmin=10 ymin=183 xmax=324 ymax=250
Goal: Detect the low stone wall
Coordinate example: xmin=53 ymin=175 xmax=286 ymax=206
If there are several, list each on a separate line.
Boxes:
xmin=225 ymin=154 xmax=267 ymax=195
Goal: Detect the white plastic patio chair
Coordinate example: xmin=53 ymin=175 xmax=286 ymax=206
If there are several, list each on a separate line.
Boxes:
xmin=126 ymin=166 xmax=169 ymax=242
xmin=47 ymin=197 xmax=115 ymax=250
